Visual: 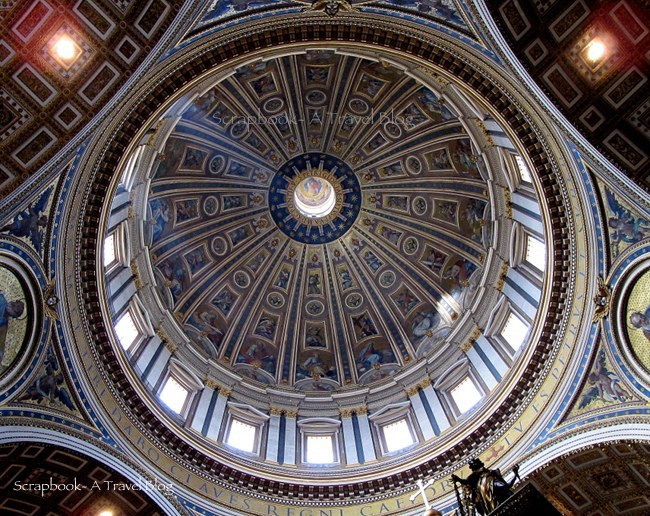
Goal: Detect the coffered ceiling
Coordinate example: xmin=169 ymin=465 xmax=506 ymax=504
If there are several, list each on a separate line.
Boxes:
xmin=0 ymin=0 xmax=180 ymax=200
xmin=485 ymin=0 xmax=650 ymax=189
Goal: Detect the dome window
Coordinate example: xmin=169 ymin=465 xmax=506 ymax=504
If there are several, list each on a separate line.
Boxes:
xmin=305 ymin=435 xmax=335 ymax=464
xmin=223 ymin=403 xmax=268 ymax=455
xmin=525 ymin=235 xmax=546 ymax=272
xmin=225 ymin=418 xmax=257 ymax=453
xmin=500 ymin=312 xmax=529 ymax=351
xmin=158 ymin=375 xmax=189 ymax=415
xmin=451 ymin=377 xmax=482 ymax=414
xmin=382 ymin=419 xmax=415 ymax=453
xmin=114 ymin=310 xmax=140 ymax=350
xmin=103 ymin=232 xmax=117 ymax=268
xmin=515 ymin=155 xmax=532 ymax=183
xmin=299 ymin=418 xmax=341 ymax=465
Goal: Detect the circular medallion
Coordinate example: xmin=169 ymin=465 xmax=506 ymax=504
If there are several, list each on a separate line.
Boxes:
xmin=203 ymin=196 xmax=219 ymax=216
xmin=269 ymin=153 xmax=361 ymax=244
xmin=348 ymin=98 xmax=369 ymax=114
xmin=406 ymin=156 xmax=422 ymax=174
xmin=233 ymin=271 xmax=250 ymax=288
xmin=208 ymin=155 xmax=226 ymax=175
xmin=379 ymin=270 xmax=396 ymax=288
xmin=0 ymin=253 xmax=39 ymax=389
xmin=0 ymin=267 xmax=29 ymax=373
xmin=345 ymin=293 xmax=363 ymax=309
xmin=305 ymin=90 xmax=327 ymax=105
xmin=384 ymin=122 xmax=401 ymax=139
xmin=230 ymin=120 xmax=247 ymax=138
xmin=403 ymin=237 xmax=419 ymax=255
xmin=306 ymin=300 xmax=325 ymax=315
xmin=620 ymin=261 xmax=650 ymax=375
xmin=413 ymin=196 xmax=427 ymax=215
xmin=211 ymin=236 xmax=228 ymax=256
xmin=264 ymin=97 xmax=284 ymax=113
xmin=267 ymin=292 xmax=285 ymax=308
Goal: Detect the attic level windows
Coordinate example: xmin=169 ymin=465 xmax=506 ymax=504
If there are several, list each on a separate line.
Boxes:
xmin=501 ymin=312 xmax=528 ymax=351
xmin=382 ymin=419 xmax=415 ymax=452
xmin=226 ymin=419 xmax=257 ymax=453
xmin=114 ymin=310 xmax=139 ymax=350
xmin=159 ymin=375 xmax=189 ymax=414
xmin=305 ymin=435 xmax=335 ymax=464
xmin=451 ymin=377 xmax=482 ymax=414
xmin=515 ymin=155 xmax=532 ymax=183
xmin=525 ymin=235 xmax=546 ymax=272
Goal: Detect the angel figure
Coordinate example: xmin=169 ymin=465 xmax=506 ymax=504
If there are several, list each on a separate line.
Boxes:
xmin=629 ymin=305 xmax=650 ymax=343
xmin=606 ymin=189 xmax=650 ymax=252
xmin=1 ymin=189 xmax=50 ymax=254
xmin=579 ymin=350 xmax=631 ymax=409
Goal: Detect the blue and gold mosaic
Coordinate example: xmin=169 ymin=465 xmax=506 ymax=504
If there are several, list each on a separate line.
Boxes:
xmin=269 ymin=153 xmax=361 ymax=244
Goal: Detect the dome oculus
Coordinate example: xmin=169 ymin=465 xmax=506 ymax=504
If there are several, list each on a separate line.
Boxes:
xmin=294 ymin=176 xmax=336 ymax=218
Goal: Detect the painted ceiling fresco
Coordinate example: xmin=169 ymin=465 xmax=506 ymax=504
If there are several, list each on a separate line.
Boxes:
xmin=146 ymin=51 xmax=494 ymax=390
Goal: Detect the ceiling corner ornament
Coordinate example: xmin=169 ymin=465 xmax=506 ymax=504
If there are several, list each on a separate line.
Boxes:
xmin=43 ymin=280 xmax=59 ymax=320
xmin=593 ymin=276 xmax=611 ymax=322
xmin=299 ymin=1 xmax=363 ymax=17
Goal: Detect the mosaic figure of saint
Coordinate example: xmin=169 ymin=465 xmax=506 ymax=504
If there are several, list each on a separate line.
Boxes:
xmin=0 ymin=290 xmax=25 ymax=365
xmin=629 ymin=305 xmax=650 ymax=343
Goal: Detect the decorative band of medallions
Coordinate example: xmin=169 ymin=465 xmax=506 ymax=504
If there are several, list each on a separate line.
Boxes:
xmin=269 ymin=153 xmax=361 ymax=244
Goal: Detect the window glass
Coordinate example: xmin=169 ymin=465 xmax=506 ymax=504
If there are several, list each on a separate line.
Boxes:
xmin=382 ymin=419 xmax=414 ymax=452
xmin=104 ymin=233 xmax=116 ymax=267
xmin=226 ymin=419 xmax=257 ymax=453
xmin=451 ymin=377 xmax=482 ymax=413
xmin=115 ymin=311 xmax=139 ymax=349
xmin=159 ymin=376 xmax=189 ymax=414
xmin=501 ymin=312 xmax=528 ymax=351
xmin=515 ymin=155 xmax=532 ymax=182
xmin=525 ymin=235 xmax=546 ymax=271
xmin=305 ymin=435 xmax=334 ymax=463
